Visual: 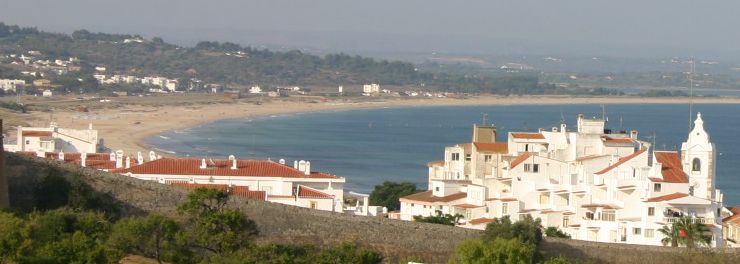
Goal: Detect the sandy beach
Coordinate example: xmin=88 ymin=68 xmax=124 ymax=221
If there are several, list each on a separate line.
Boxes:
xmin=7 ymin=94 xmax=740 ymax=156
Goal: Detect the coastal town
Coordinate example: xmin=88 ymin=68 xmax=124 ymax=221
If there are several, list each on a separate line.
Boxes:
xmin=3 ymin=110 xmax=740 ymax=249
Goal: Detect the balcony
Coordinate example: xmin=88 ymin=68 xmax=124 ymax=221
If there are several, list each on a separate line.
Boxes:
xmin=663 ymin=217 xmax=717 ymax=225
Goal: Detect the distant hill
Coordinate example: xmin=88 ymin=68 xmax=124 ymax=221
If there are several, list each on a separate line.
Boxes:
xmin=0 ymin=22 xmax=560 ymax=94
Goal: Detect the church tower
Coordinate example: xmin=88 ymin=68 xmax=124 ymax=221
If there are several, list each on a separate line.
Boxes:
xmin=680 ymin=112 xmax=716 ymax=200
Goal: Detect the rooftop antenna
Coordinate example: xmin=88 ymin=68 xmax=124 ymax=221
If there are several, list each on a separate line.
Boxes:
xmin=619 ymin=114 xmax=623 ymax=131
xmin=481 ymin=113 xmax=489 ymax=126
xmin=600 ymin=104 xmax=606 ymax=121
xmin=688 ymin=57 xmax=695 ymax=133
xmin=560 ymin=110 xmax=565 ymax=124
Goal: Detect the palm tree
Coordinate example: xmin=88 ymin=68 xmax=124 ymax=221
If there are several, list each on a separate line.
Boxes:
xmin=658 ymin=223 xmax=679 ymax=247
xmin=659 ymin=216 xmax=712 ymax=248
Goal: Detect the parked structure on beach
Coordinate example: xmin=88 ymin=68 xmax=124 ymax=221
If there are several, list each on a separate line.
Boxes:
xmin=398 ymin=113 xmax=725 ymax=247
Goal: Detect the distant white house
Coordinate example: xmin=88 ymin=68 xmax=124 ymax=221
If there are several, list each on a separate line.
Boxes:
xmin=42 ymin=89 xmax=53 ymax=97
xmin=0 ymin=79 xmax=25 ymax=92
xmin=362 ymin=84 xmax=380 ymax=95
xmin=249 ymin=86 xmax=262 ymax=94
xmin=3 ymin=123 xmax=101 ymax=153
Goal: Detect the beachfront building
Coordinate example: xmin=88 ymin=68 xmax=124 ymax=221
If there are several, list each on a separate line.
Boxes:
xmin=0 ymin=79 xmax=25 ymax=92
xmin=723 ymin=207 xmax=740 ymax=247
xmin=399 ymin=113 xmax=725 ymax=247
xmin=3 ymin=123 xmax=102 ymax=153
xmin=362 ymin=83 xmax=380 ymax=95
xmin=113 ymin=156 xmax=346 ymax=212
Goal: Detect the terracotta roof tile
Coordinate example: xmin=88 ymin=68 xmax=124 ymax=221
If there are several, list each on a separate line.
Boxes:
xmin=595 ymin=148 xmax=647 ymax=175
xmin=114 ymin=158 xmax=341 ymax=179
xmin=231 ymin=186 xmax=268 ymax=200
xmin=510 ymin=152 xmax=532 ymax=169
xmin=297 ymin=186 xmax=334 ymax=199
xmin=645 ymin=192 xmax=689 ymax=202
xmin=511 ymin=132 xmax=545 ymax=140
xmin=454 ymin=203 xmax=483 ymax=209
xmin=654 ymin=151 xmax=689 ymax=183
xmin=581 ymin=204 xmax=621 ymax=209
xmin=474 ymin=142 xmax=508 ymax=153
xmin=400 ymin=191 xmax=466 ymax=203
xmin=22 ymin=131 xmax=52 ymax=137
xmin=468 ymin=217 xmax=494 ymax=225
xmin=427 ymin=160 xmax=445 ymax=167
xmin=602 ymin=137 xmax=635 ymax=145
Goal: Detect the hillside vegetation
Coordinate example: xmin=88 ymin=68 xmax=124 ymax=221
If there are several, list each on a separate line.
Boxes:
xmin=0 ymin=22 xmax=560 ymax=94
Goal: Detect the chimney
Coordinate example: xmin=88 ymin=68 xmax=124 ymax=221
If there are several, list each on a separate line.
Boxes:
xmin=630 ymin=130 xmax=639 ymax=140
xmin=115 ymin=150 xmax=124 ymax=168
xmin=149 ymin=151 xmax=156 ymax=161
xmin=231 ymin=158 xmax=237 ymax=170
xmin=58 ymin=151 xmax=65 ymax=161
xmin=560 ymin=123 xmax=567 ymax=133
xmin=294 ymin=160 xmax=298 ymax=169
xmin=200 ymin=158 xmax=207 ymax=169
xmin=137 ymin=151 xmax=143 ymax=164
xmin=304 ymin=161 xmax=311 ymax=175
xmin=279 ymin=158 xmax=285 ymax=165
xmin=298 ymin=160 xmax=306 ymax=172
xmin=109 ymin=152 xmax=116 ymax=161
xmin=125 ymin=156 xmax=131 ymax=169
xmin=0 ymin=119 xmax=9 ymax=208
xmin=81 ymin=152 xmax=87 ymax=167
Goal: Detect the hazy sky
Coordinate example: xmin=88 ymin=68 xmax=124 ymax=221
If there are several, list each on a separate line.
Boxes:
xmin=1 ymin=0 xmax=738 ymax=58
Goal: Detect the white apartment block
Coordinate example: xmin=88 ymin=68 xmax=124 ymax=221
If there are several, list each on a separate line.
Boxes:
xmin=400 ymin=113 xmax=725 ymax=247
xmin=363 ymin=84 xmax=380 ymax=94
xmin=113 ymin=157 xmax=345 ymax=212
xmin=4 ymin=123 xmax=100 ymax=154
xmin=0 ymin=79 xmax=25 ymax=92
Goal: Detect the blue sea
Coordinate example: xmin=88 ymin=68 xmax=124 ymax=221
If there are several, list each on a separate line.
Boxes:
xmin=145 ymin=104 xmax=740 ymax=205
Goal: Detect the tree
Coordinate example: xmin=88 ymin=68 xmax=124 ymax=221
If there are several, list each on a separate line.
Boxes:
xmin=660 ymin=217 xmax=712 ymax=248
xmin=107 ymin=215 xmax=190 ymax=264
xmin=178 ymin=188 xmax=258 ymax=254
xmin=368 ymin=181 xmax=418 ymax=211
xmin=316 ymin=243 xmax=383 ymax=264
xmin=0 ymin=211 xmax=24 ymax=262
xmin=451 ymin=238 xmax=535 ymax=264
xmin=413 ymin=213 xmax=463 ymax=226
xmin=544 ymin=227 xmax=570 ymax=238
xmin=482 ymin=215 xmax=543 ymax=246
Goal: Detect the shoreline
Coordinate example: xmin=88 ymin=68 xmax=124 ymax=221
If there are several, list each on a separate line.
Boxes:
xmin=19 ymin=95 xmax=740 ymax=156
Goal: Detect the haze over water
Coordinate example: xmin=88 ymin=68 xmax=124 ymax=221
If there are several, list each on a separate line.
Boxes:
xmin=146 ymin=104 xmax=740 ymax=205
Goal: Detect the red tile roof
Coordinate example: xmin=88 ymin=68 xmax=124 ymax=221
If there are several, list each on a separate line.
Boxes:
xmin=602 ymin=137 xmax=634 ymax=145
xmin=400 ymin=191 xmax=466 ymax=203
xmin=22 ymin=131 xmax=53 ymax=137
xmin=511 ymin=133 xmax=545 ymax=140
xmin=510 ymin=152 xmax=532 ymax=169
xmin=474 ymin=142 xmax=508 ymax=153
xmin=114 ymin=158 xmax=341 ymax=179
xmin=645 ymin=192 xmax=689 ymax=202
xmin=427 ymin=160 xmax=445 ymax=167
xmin=581 ymin=204 xmax=621 ymax=209
xmin=454 ymin=203 xmax=483 ymax=209
xmin=15 ymin=151 xmax=37 ymax=157
xmin=654 ymin=151 xmax=689 ymax=183
xmin=231 ymin=186 xmax=268 ymax=200
xmin=594 ymin=148 xmax=647 ymax=175
xmin=297 ymin=186 xmax=334 ymax=199
xmin=468 ymin=217 xmax=494 ymax=225
xmin=725 ymin=207 xmax=740 ymax=225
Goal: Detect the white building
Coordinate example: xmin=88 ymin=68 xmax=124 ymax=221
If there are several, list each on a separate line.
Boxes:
xmin=113 ymin=156 xmax=345 ymax=212
xmin=362 ymin=84 xmax=380 ymax=95
xmin=0 ymin=79 xmax=25 ymax=92
xmin=249 ymin=86 xmax=262 ymax=94
xmin=3 ymin=123 xmax=101 ymax=153
xmin=42 ymin=89 xmax=53 ymax=97
xmin=399 ymin=113 xmax=725 ymax=247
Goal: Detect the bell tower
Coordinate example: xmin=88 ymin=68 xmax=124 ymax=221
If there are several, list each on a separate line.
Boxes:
xmin=680 ymin=112 xmax=716 ymax=200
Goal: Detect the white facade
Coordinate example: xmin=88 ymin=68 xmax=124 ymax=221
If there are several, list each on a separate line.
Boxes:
xmin=0 ymin=79 xmax=25 ymax=92
xmin=4 ymin=123 xmax=100 ymax=153
xmin=362 ymin=84 xmax=380 ymax=94
xmin=249 ymin=86 xmax=262 ymax=94
xmin=400 ymin=114 xmax=725 ymax=247
xmin=115 ymin=157 xmax=346 ymax=212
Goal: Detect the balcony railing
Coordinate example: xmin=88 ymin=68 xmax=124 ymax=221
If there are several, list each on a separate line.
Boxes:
xmin=663 ymin=217 xmax=716 ymax=225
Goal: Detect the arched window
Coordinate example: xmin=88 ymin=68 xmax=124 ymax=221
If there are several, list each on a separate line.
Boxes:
xmin=692 ymin=158 xmax=701 ymax=172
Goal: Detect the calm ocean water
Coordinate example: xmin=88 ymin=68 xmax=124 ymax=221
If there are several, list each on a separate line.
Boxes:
xmin=146 ymin=104 xmax=740 ymax=205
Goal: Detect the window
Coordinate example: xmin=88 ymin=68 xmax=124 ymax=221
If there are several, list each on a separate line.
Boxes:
xmin=451 ymin=153 xmax=460 ymax=161
xmin=653 ymin=183 xmax=662 ymax=192
xmin=692 ymin=158 xmax=701 ymax=172
xmin=502 ymin=203 xmax=508 ymax=215
xmin=525 ymin=144 xmax=529 ymax=152
xmin=465 ymin=154 xmax=471 ymax=161
xmin=25 ymin=140 xmax=30 ymax=145
xmin=485 ymin=206 xmax=490 ymax=213
xmin=648 ymin=207 xmax=655 ymax=216
xmin=563 ymin=216 xmax=570 ymax=227
xmin=533 ymin=164 xmax=540 ymax=173
xmin=310 ymin=201 xmax=317 ymax=209
xmin=524 ymin=164 xmax=531 ymax=172
xmin=484 ymin=155 xmax=492 ymax=162
xmin=602 ymin=210 xmax=616 ymax=221
xmin=435 ymin=187 xmax=439 ymax=192
xmin=633 ymin=228 xmax=642 ymax=235
xmin=645 ymin=229 xmax=654 ymax=238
